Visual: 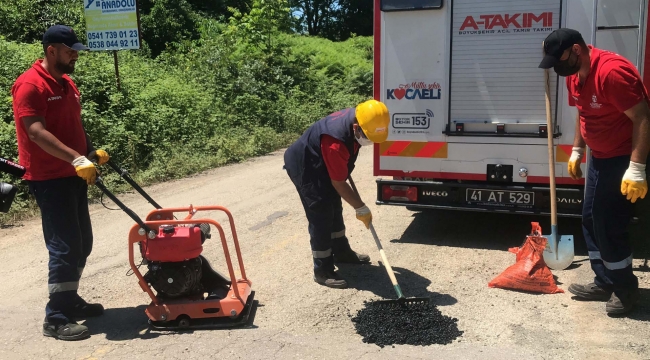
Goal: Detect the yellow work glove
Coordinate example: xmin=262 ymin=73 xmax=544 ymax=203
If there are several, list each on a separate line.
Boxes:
xmin=567 ymin=147 xmax=584 ymax=180
xmin=89 ymin=149 xmax=110 ymax=165
xmin=72 ymin=156 xmax=97 ymax=185
xmin=355 ymin=205 xmax=372 ymax=229
xmin=621 ymin=161 xmax=648 ymax=203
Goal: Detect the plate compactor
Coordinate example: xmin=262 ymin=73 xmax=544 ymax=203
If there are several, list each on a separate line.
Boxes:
xmin=94 ymin=160 xmax=254 ymax=330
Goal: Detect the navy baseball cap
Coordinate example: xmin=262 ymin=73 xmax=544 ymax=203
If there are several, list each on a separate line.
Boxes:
xmin=42 ymin=25 xmax=89 ymax=51
xmin=538 ymin=28 xmax=584 ymax=69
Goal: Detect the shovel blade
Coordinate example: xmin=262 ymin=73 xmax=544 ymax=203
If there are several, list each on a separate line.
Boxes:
xmin=543 ymin=234 xmax=575 ymax=270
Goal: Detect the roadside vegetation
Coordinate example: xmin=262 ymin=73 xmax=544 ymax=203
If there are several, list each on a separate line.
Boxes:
xmin=0 ymin=0 xmax=374 ymax=223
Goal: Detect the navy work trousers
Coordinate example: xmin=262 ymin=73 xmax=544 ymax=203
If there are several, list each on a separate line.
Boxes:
xmin=583 ymin=154 xmax=638 ymax=297
xmin=28 ymin=176 xmax=93 ymax=325
xmin=285 ymin=169 xmax=352 ymax=272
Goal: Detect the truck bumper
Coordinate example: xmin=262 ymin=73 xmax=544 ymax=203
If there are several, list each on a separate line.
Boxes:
xmin=375 ymin=178 xmax=584 ymax=218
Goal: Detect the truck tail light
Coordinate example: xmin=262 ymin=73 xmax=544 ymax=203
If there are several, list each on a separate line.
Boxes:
xmin=382 ymin=185 xmax=417 ymax=202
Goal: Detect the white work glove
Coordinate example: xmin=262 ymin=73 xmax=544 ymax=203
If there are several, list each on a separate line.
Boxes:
xmin=621 ymin=161 xmax=648 ymax=203
xmin=72 ymin=156 xmax=97 ymax=185
xmin=355 ymin=205 xmax=372 ymax=229
xmin=567 ymin=147 xmax=584 ymax=180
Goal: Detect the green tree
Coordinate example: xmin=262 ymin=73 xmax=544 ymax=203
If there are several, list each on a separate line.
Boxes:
xmin=226 ymin=0 xmax=294 ymax=50
xmin=332 ymin=0 xmax=373 ymax=40
xmin=138 ymin=0 xmax=200 ymax=57
xmin=290 ymin=0 xmax=335 ymax=37
xmin=289 ymin=0 xmax=373 ymax=40
xmin=185 ymin=0 xmax=253 ymax=18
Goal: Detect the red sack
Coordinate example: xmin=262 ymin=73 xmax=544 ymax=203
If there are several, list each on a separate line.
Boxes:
xmin=488 ymin=222 xmax=564 ymax=294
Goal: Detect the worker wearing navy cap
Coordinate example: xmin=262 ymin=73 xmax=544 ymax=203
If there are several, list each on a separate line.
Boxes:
xmin=284 ymin=100 xmax=390 ymax=289
xmin=539 ymin=28 xmax=650 ymax=315
xmin=11 ymin=25 xmax=110 ymax=340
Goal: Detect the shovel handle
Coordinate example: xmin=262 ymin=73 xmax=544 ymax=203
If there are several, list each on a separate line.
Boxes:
xmin=543 ymin=43 xmax=562 ymax=261
xmin=370 ymin=223 xmax=405 ymax=299
xmin=543 ymin=44 xmax=558 ymax=227
xmin=348 ymin=176 xmax=405 ymax=299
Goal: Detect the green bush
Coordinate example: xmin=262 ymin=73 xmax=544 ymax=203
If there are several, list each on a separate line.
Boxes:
xmin=138 ymin=0 xmax=201 ymax=58
xmin=0 ymin=9 xmax=373 ymax=224
xmin=0 ymin=0 xmax=85 ymax=44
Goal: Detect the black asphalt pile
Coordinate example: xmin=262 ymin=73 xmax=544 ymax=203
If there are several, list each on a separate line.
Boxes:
xmin=350 ymin=301 xmax=463 ymax=348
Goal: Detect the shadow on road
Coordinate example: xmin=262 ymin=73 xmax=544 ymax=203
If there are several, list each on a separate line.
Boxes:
xmin=391 ymin=209 xmax=650 ymax=261
xmin=83 ymin=305 xmax=158 ymax=341
xmin=391 ymin=209 xmax=587 ymax=254
xmin=337 ymin=263 xmax=457 ymax=306
xmin=83 ymin=299 xmax=261 ymax=340
xmin=621 ymin=288 xmax=650 ymax=322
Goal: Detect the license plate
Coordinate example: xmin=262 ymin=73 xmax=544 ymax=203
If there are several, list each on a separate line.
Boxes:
xmin=466 ymin=188 xmax=534 ymax=206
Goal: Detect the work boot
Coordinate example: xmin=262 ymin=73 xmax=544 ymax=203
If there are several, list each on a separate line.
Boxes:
xmin=334 ymin=249 xmax=370 ymax=264
xmin=70 ymin=298 xmax=104 ymax=319
xmin=568 ymin=282 xmax=612 ymax=301
xmin=606 ymin=289 xmax=640 ymax=315
xmin=313 ymin=269 xmax=348 ymax=289
xmin=43 ymin=321 xmax=89 ymax=341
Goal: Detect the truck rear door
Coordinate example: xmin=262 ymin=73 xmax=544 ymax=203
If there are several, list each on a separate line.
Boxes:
xmin=448 ymin=0 xmax=561 ymax=138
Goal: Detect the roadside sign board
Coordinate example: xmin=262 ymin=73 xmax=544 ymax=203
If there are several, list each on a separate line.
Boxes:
xmin=84 ymin=0 xmax=141 ymax=51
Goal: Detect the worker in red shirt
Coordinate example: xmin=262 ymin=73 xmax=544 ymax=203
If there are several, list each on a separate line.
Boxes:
xmin=284 ymin=100 xmax=389 ymax=289
xmin=12 ymin=25 xmax=111 ymax=340
xmin=539 ymin=28 xmax=650 ymax=315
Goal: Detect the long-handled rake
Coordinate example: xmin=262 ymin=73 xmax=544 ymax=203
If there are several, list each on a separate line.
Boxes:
xmin=348 ymin=175 xmax=429 ymax=308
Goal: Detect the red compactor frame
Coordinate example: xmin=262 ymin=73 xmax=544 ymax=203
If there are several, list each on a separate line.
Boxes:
xmin=94 ymin=159 xmax=255 ymax=330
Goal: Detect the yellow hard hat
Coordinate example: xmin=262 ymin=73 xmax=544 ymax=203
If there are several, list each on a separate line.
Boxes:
xmin=355 ymin=99 xmax=389 ymax=143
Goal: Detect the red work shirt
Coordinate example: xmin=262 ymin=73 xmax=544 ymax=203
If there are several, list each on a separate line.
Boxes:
xmin=12 ymin=60 xmax=87 ymax=181
xmin=321 ymin=135 xmax=360 ymax=181
xmin=566 ymin=45 xmax=649 ymax=159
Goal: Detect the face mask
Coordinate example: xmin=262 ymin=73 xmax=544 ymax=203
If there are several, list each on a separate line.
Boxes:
xmin=554 ymin=50 xmax=581 ymax=77
xmin=355 ymin=128 xmax=374 ymax=146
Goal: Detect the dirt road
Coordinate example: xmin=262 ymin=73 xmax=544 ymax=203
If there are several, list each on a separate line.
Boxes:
xmin=1 ymin=148 xmax=649 ymax=360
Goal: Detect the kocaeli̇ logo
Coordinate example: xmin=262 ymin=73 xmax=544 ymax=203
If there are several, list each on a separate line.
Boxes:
xmin=387 ymin=82 xmax=441 ymax=101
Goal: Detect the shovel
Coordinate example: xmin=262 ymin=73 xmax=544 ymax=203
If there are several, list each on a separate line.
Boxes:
xmin=348 ymin=175 xmax=429 ymax=307
xmin=541 ymin=64 xmax=575 ymax=270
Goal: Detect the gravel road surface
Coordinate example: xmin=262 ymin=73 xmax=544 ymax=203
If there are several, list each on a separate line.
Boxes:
xmin=1 ymin=148 xmax=649 ymax=360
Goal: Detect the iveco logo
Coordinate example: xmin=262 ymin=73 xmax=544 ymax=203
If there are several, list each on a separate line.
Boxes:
xmin=423 ymin=191 xmax=448 ymax=197
xmin=558 ymin=198 xmax=582 ymax=204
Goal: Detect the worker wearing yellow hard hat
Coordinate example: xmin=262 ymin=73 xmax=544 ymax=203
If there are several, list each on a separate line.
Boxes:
xmin=283 ymin=99 xmax=389 ymax=289
xmin=356 ymin=99 xmax=390 ymax=143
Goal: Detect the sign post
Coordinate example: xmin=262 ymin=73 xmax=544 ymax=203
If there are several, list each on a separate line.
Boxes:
xmin=84 ymin=0 xmax=141 ymax=90
xmin=113 ymin=50 xmax=121 ymax=90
